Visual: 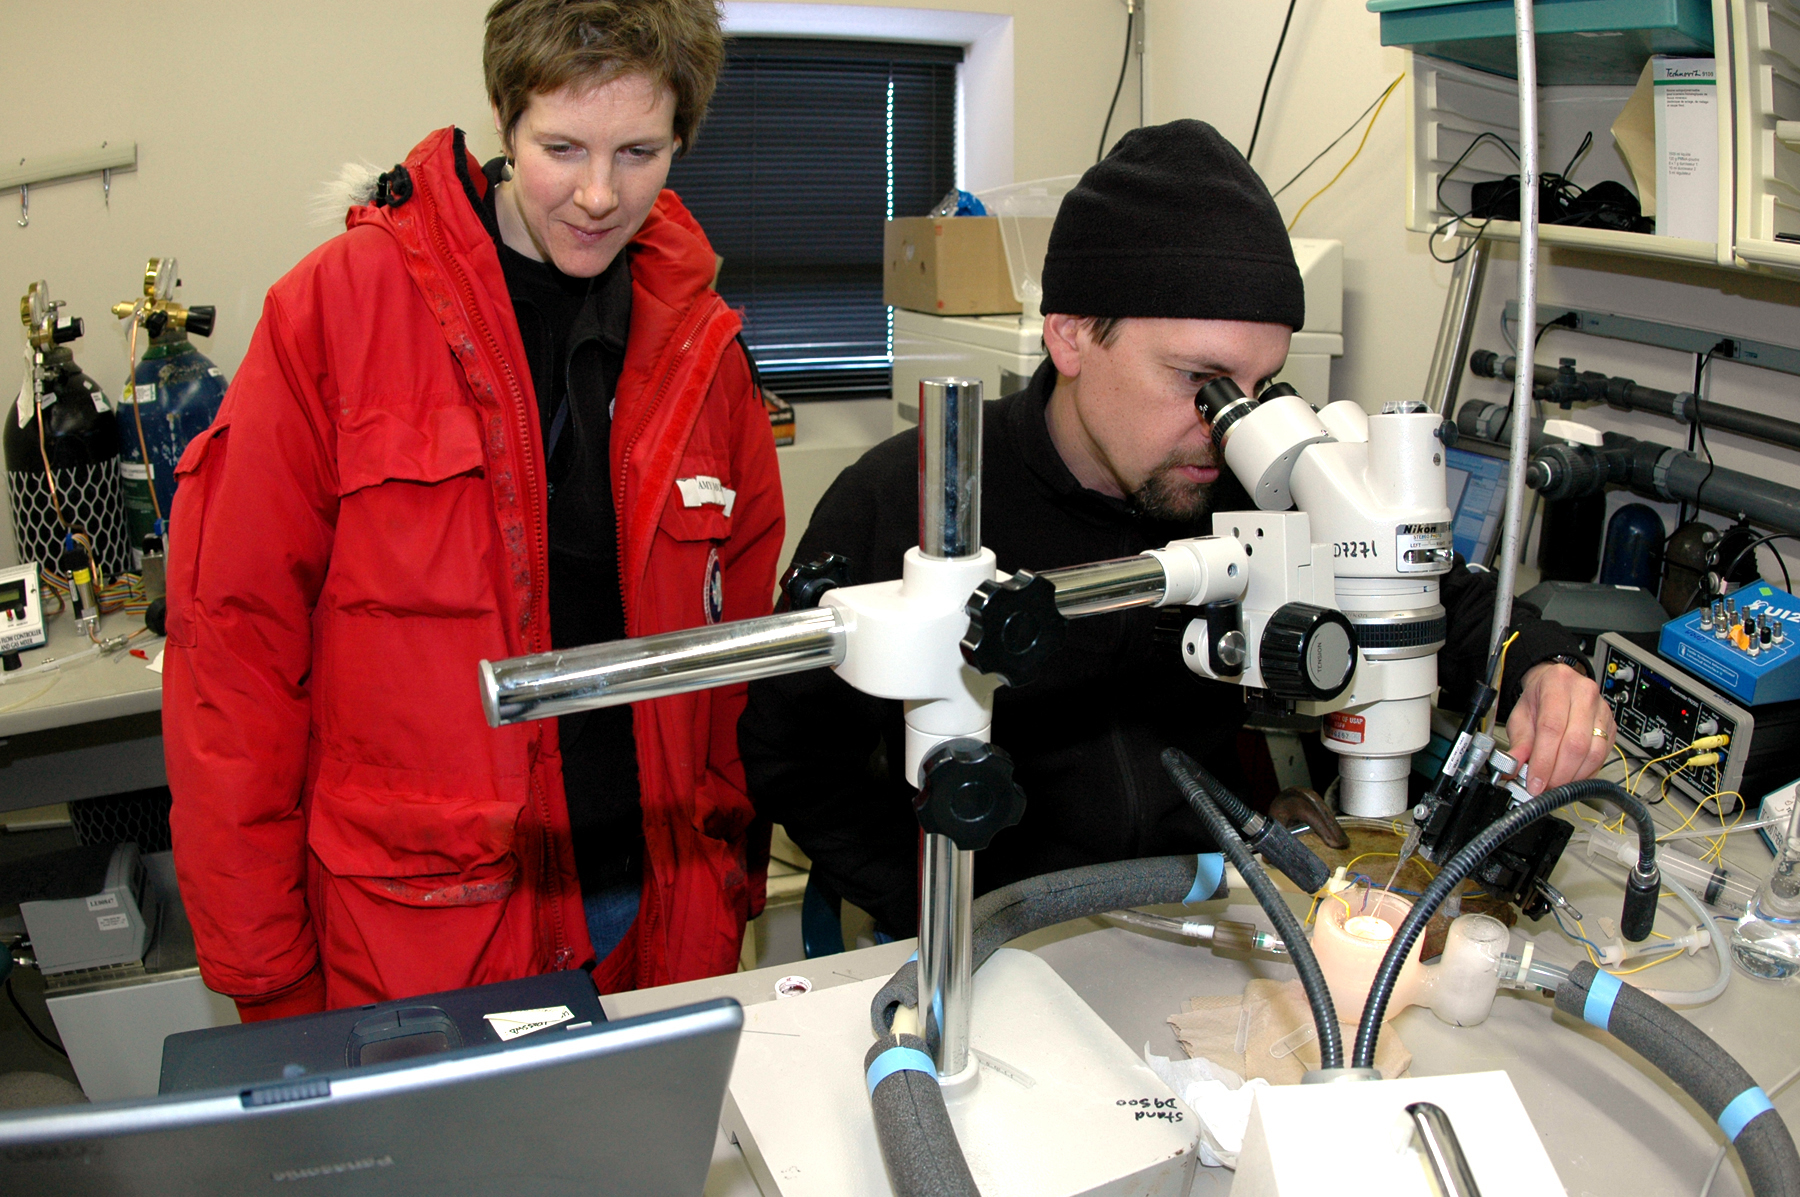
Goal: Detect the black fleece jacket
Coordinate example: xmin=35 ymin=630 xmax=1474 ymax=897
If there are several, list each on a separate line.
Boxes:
xmin=738 ymin=361 xmax=1580 ymax=935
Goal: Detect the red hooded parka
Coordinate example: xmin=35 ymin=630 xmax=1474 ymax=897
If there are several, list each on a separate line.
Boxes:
xmin=164 ymin=128 xmax=783 ymax=1019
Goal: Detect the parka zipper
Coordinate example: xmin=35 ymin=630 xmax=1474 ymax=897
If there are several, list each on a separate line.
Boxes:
xmin=420 ymin=182 xmax=569 ymax=966
xmin=611 ymin=294 xmax=726 ymax=972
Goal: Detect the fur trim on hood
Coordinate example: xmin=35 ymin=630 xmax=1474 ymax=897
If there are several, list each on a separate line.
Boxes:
xmin=310 ymin=161 xmax=384 ymax=227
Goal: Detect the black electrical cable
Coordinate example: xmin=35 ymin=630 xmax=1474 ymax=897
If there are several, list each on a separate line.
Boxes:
xmin=1163 ymin=749 xmax=1343 ymax=1070
xmin=1706 ymin=533 xmax=1799 ymax=603
xmin=1428 ymin=130 xmax=1598 ymax=263
xmin=1245 ymin=0 xmax=1299 ymax=165
xmin=1426 ymin=132 xmax=1520 ymax=263
xmin=1693 ymin=346 xmax=1721 ymax=517
xmin=1095 ymin=6 xmax=1134 ymax=164
xmin=1353 ymin=778 xmax=1659 ymax=1070
xmin=6 ymin=976 xmax=68 ymax=1058
xmin=1269 ymin=78 xmax=1397 ymax=200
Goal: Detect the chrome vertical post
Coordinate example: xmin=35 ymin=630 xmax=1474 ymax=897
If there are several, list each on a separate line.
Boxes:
xmin=915 ymin=377 xmax=981 ymax=1078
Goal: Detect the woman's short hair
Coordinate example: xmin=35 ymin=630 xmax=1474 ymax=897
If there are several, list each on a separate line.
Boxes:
xmin=485 ymin=0 xmax=724 ymax=156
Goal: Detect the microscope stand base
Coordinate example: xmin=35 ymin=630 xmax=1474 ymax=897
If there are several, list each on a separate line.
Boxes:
xmin=722 ymin=947 xmax=1199 ymax=1197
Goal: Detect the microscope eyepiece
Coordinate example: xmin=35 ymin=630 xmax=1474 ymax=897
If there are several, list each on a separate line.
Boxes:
xmin=1196 ymin=377 xmax=1246 ymax=419
xmin=1196 ymin=377 xmax=1259 ymax=445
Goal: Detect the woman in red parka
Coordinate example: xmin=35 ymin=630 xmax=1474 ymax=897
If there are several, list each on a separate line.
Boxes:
xmin=164 ymin=0 xmax=783 ymax=1020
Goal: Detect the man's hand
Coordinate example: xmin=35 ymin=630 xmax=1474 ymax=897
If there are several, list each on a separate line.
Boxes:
xmin=1507 ymin=662 xmax=1615 ymax=794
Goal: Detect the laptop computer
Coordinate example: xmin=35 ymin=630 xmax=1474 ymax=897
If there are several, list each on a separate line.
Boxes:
xmin=0 ymin=995 xmax=741 ymax=1196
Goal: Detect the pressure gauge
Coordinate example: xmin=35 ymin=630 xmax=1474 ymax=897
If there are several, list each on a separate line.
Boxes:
xmin=146 ymin=257 xmax=177 ymax=303
xmin=20 ymin=280 xmax=46 ymax=334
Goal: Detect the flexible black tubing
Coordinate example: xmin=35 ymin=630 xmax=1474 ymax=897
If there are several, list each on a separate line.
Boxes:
xmin=1555 ymin=962 xmax=1800 ymax=1196
xmin=1163 ymin=748 xmax=1343 ymax=1070
xmin=1353 ymin=778 xmax=1658 ymax=1068
xmin=1169 ymin=750 xmax=1332 ymax=894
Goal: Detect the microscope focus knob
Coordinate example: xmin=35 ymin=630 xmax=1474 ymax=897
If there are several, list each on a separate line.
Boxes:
xmin=914 ymin=738 xmax=1028 ymax=851
xmin=961 ymin=570 xmax=1066 ymax=686
xmin=1258 ymin=603 xmax=1357 ymax=702
xmin=781 ymin=552 xmax=852 ymax=610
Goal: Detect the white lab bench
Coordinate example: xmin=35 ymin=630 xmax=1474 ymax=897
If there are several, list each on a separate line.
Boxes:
xmin=606 ymin=823 xmax=1798 ymax=1197
xmin=0 ymin=610 xmax=164 ymax=815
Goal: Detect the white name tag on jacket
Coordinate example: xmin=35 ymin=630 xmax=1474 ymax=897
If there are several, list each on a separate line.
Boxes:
xmin=676 ymin=475 xmax=736 ymax=517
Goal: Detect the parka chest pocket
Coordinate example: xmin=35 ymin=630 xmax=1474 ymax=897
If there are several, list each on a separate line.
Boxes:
xmin=660 ymin=471 xmax=735 ymax=543
xmin=656 ymin=469 xmax=734 ymax=626
xmin=330 ymin=405 xmax=497 ymax=618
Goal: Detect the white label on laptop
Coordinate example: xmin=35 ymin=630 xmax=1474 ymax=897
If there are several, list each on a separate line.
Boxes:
xmin=96 ymin=913 xmax=130 ymax=931
xmin=86 ymin=893 xmax=119 ymax=911
xmin=484 ymin=1005 xmax=576 ymax=1041
xmin=676 ymin=475 xmax=736 ymax=517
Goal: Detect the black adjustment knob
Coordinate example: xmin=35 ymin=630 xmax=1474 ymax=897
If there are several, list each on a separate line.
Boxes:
xmin=961 ymin=570 xmax=1065 ymax=686
xmin=914 ymin=738 xmax=1027 ymax=851
xmin=1258 ymin=602 xmax=1357 ymax=701
xmin=183 ymin=305 xmax=216 ymax=338
xmin=781 ymin=552 xmax=851 ymax=610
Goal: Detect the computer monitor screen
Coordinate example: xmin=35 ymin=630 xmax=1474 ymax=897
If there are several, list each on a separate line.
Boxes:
xmin=0 ymin=996 xmax=742 ymax=1197
xmin=1444 ymin=445 xmax=1512 ymax=567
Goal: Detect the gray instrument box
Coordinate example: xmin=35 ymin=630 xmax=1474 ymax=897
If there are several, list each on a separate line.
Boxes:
xmin=15 ymin=842 xmax=157 ymax=974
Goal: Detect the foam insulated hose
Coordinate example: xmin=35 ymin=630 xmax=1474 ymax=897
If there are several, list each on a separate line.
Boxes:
xmin=869 ymin=853 xmax=1225 ymax=1036
xmin=864 ymin=1032 xmax=981 ymax=1197
xmin=1555 ymin=962 xmax=1800 ymax=1197
xmin=862 ymin=852 xmax=1227 ymax=1196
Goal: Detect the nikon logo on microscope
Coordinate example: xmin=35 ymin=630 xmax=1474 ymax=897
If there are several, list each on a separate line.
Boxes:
xmin=1395 ymin=523 xmax=1447 ymax=535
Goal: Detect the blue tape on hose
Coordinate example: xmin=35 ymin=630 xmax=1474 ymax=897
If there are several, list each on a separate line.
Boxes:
xmin=1583 ymin=969 xmax=1622 ymax=1029
xmin=866 ymin=1046 xmax=937 ymax=1096
xmin=1186 ymin=853 xmax=1225 ymax=904
xmin=906 ymin=951 xmax=918 ymax=964
xmin=1719 ymin=1087 xmax=1775 ymax=1143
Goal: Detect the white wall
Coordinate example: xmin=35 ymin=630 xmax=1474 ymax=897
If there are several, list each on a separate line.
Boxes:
xmin=1147 ymin=0 xmax=1800 ymax=585
xmin=0 ymin=0 xmax=1138 ymax=384
xmin=10 ymin=1 xmax=1794 ymax=583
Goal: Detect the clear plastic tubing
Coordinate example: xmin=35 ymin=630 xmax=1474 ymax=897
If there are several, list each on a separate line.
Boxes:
xmin=1587 ymin=827 xmax=1754 ymax=917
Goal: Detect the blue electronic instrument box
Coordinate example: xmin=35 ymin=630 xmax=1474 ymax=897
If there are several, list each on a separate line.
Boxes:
xmin=1659 ymin=583 xmax=1800 ymax=706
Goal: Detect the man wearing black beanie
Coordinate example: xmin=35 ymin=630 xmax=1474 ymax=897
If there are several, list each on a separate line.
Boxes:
xmin=739 ymin=121 xmax=1610 ymax=938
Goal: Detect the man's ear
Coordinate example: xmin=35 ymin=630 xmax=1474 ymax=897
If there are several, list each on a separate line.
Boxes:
xmin=1042 ymin=313 xmax=1087 ymax=378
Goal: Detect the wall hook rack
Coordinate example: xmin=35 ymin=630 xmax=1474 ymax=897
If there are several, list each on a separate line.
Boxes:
xmin=1 ymin=142 xmax=138 ymax=228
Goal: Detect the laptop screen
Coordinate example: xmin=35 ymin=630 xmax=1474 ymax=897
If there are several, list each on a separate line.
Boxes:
xmin=0 ymin=997 xmax=741 ymax=1197
xmin=1444 ymin=444 xmax=1513 ymax=568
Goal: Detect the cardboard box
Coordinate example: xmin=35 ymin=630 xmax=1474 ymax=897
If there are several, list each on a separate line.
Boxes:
xmin=1652 ymin=56 xmax=1719 ymax=241
xmin=884 ymin=216 xmax=1021 ymax=316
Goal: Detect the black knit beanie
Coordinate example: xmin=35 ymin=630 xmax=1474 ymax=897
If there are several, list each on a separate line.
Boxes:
xmin=1040 ymin=120 xmax=1304 ymax=331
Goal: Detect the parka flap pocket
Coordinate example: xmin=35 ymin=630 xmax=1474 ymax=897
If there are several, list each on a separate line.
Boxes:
xmin=175 ymin=420 xmax=228 ymax=477
xmin=337 ymin=406 xmax=486 ymax=497
xmin=660 ymin=501 xmax=730 ymax=542
xmin=307 ymin=771 xmax=520 ymax=884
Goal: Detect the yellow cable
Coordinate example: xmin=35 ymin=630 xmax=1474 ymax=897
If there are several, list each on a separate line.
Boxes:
xmin=1287 ymin=74 xmax=1404 ymax=232
xmin=1485 ymin=632 xmax=1521 ymax=735
xmin=1608 ymin=949 xmax=1688 ymax=976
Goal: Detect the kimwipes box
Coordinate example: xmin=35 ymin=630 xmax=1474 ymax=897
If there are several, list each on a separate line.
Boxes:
xmin=884 ymin=216 xmax=1021 ymax=316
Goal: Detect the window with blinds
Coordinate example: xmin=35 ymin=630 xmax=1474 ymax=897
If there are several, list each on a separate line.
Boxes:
xmin=667 ymin=37 xmax=961 ymax=402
